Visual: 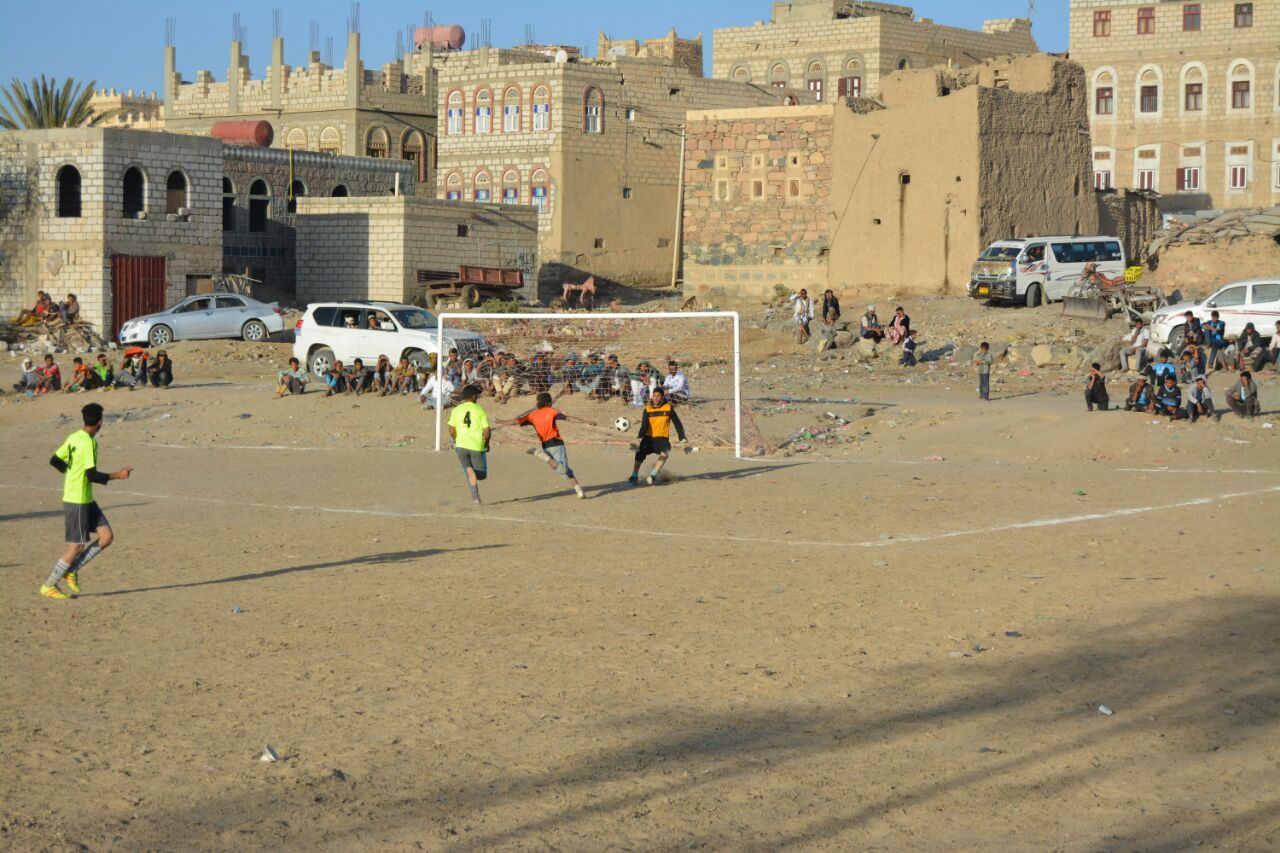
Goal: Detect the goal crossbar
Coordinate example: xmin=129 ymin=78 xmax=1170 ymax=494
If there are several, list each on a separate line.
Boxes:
xmin=433 ymin=311 xmax=742 ymax=458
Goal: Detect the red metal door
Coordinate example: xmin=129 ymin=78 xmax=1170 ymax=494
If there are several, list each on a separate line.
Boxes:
xmin=111 ymin=255 xmax=166 ymax=339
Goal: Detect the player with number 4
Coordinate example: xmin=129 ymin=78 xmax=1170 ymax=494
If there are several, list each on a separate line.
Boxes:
xmin=448 ymin=385 xmax=491 ymax=504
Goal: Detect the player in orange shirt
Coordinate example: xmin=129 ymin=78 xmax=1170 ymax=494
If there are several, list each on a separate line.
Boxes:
xmin=497 ymin=392 xmax=595 ymax=499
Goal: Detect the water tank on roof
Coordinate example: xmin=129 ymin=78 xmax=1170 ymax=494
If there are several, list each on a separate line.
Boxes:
xmin=209 ymin=120 xmax=274 ymax=148
xmin=414 ymin=25 xmax=465 ymax=52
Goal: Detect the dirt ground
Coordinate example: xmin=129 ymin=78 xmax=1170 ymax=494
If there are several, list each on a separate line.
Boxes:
xmin=2 ymin=306 xmax=1278 ymax=851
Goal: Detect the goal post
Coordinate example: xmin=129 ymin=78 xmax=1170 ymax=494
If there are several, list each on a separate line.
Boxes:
xmin=432 ymin=312 xmax=745 ymax=458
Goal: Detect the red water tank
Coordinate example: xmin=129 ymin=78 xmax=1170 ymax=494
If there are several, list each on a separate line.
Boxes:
xmin=413 ymin=25 xmax=465 ymax=52
xmin=209 ymin=120 xmax=274 ymax=148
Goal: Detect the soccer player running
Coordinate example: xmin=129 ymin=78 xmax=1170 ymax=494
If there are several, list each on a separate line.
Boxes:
xmin=496 ymin=392 xmax=595 ymax=499
xmin=630 ymin=387 xmax=689 ymax=486
xmin=41 ymin=403 xmax=133 ymax=599
xmin=448 ymin=384 xmax=491 ymax=504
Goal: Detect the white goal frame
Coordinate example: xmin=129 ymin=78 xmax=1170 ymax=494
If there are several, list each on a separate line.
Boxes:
xmin=433 ymin=311 xmax=742 ymax=458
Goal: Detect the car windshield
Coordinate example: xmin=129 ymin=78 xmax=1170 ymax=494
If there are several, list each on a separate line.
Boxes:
xmin=979 ymin=246 xmax=1021 ymax=261
xmin=391 ymin=308 xmax=438 ymax=330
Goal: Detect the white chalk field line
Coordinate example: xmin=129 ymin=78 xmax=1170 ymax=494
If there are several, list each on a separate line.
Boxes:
xmin=1 ymin=482 xmax=1277 ymax=551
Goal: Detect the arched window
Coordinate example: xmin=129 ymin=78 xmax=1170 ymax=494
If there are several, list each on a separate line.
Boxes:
xmin=474 ymin=88 xmax=492 ymax=133
xmin=165 ymin=170 xmax=188 ymax=215
xmin=286 ymin=128 xmax=307 ymax=149
xmin=122 ymin=167 xmax=145 ymax=218
xmin=730 ymin=65 xmax=751 ymax=83
xmin=838 ymin=56 xmax=863 ymax=97
xmin=222 ymin=176 xmax=236 ymax=231
xmin=896 ymin=56 xmax=912 ymax=71
xmin=1093 ymin=68 xmax=1116 ymax=116
xmin=502 ymin=169 xmax=520 ymax=205
xmin=402 ymin=130 xmax=426 ymax=181
xmin=445 ymin=172 xmax=462 ymax=201
xmin=532 ymin=85 xmax=551 ymax=131
xmin=1137 ymin=66 xmax=1162 ymax=115
xmin=1180 ymin=63 xmax=1205 ymax=113
xmin=249 ymin=178 xmax=271 ymax=232
xmin=319 ymin=126 xmax=340 ymax=155
xmin=530 ymin=168 xmax=548 ymax=213
xmin=503 ymin=86 xmax=522 ymax=132
xmin=583 ymin=87 xmax=603 ymax=133
xmin=330 ymin=184 xmax=349 ymax=197
xmin=805 ymin=60 xmax=825 ymax=102
xmin=1229 ymin=61 xmax=1254 ymax=111
xmin=768 ymin=61 xmax=790 ymax=88
xmin=287 ymin=179 xmax=306 ymax=214
xmin=473 ymin=169 xmax=491 ymax=202
xmin=365 ymin=126 xmax=388 ymax=158
xmin=447 ymin=90 xmax=464 ymax=134
xmin=56 ymin=165 xmax=81 ymax=218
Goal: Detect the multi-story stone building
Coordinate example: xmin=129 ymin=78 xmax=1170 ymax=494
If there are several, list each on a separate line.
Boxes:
xmin=87 ymin=89 xmax=165 ymax=129
xmin=712 ymin=1 xmax=1037 ymax=103
xmin=433 ymin=31 xmax=786 ymax=294
xmin=1070 ymin=0 xmax=1278 ymax=210
xmin=162 ymin=32 xmax=438 ymax=192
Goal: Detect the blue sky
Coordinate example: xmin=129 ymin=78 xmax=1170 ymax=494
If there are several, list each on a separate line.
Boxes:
xmin=0 ymin=1 xmax=1068 ymax=95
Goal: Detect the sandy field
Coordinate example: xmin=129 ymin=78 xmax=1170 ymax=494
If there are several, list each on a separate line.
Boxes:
xmin=1 ymin=301 xmax=1278 ymax=851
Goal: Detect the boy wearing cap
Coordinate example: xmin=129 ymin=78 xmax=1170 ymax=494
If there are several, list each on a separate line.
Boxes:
xmin=497 ymin=392 xmax=594 ymax=499
xmin=448 ymin=385 xmax=491 ymax=503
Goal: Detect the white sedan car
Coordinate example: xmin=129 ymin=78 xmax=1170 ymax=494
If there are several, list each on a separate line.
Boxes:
xmin=1149 ymin=278 xmax=1280 ymax=352
xmin=118 ymin=294 xmax=286 ymax=347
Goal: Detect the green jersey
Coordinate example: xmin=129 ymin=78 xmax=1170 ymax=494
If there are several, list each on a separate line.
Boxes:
xmin=54 ymin=429 xmax=98 ymax=504
xmin=448 ymin=402 xmax=489 ymax=452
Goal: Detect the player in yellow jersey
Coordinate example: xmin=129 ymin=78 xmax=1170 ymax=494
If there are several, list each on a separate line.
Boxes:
xmin=447 ymin=384 xmax=491 ymax=504
xmin=629 ymin=387 xmax=688 ymax=486
xmin=41 ymin=403 xmax=133 ymax=599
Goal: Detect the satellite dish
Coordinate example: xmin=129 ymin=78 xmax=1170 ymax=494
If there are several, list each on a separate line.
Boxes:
xmin=555 ymin=49 xmax=569 ymax=64
xmin=607 ymin=45 xmax=627 ymax=58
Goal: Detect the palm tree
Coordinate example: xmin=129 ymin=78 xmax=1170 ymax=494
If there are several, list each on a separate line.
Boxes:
xmin=0 ymin=75 xmax=117 ymax=130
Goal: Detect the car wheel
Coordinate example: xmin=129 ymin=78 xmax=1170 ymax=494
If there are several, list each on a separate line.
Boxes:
xmin=309 ymin=347 xmax=335 ymax=379
xmin=149 ymin=325 xmax=173 ymax=347
xmin=1167 ymin=325 xmax=1186 ymax=353
xmin=242 ymin=319 xmax=268 ymax=342
xmin=1025 ymin=284 xmax=1042 ymax=308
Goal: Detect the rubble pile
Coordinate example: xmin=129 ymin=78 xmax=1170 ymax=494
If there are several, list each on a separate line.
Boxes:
xmin=1148 ymin=206 xmax=1280 ymax=258
xmin=1 ymin=318 xmax=111 ymax=354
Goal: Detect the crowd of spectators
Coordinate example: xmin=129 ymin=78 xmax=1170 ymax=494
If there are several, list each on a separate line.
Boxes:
xmin=11 ymin=348 xmax=173 ymax=396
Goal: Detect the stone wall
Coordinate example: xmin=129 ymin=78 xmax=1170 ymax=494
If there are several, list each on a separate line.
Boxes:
xmin=295 ymin=196 xmax=538 ymax=305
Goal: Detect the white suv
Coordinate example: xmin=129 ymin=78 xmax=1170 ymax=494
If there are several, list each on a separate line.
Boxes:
xmin=1149 ymin=278 xmax=1280 ymax=352
xmin=293 ymin=301 xmax=485 ymax=378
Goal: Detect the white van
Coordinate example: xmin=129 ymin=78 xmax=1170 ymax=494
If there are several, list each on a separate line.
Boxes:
xmin=969 ymin=236 xmax=1127 ymax=307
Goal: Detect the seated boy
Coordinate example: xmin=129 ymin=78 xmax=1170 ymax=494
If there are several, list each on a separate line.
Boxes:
xmin=35 ymin=355 xmax=62 ymax=393
xmin=64 ymin=357 xmax=92 ymax=393
xmin=324 ymin=360 xmax=349 ymax=397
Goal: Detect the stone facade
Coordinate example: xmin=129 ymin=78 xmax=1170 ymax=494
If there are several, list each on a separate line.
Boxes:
xmin=163 ymin=33 xmax=438 ymax=194
xmin=433 ymin=36 xmax=785 ymax=296
xmin=0 ymin=128 xmax=222 ymax=334
xmin=87 ymin=89 xmax=165 ymax=129
xmin=683 ymin=55 xmax=1102 ymax=300
xmin=295 ymin=196 xmax=538 ymax=305
xmin=712 ymin=1 xmax=1037 ymax=104
xmin=1070 ymin=0 xmax=1279 ymax=211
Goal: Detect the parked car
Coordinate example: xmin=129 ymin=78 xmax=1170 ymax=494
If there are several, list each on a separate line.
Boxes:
xmin=1149 ymin=278 xmax=1280 ymax=352
xmin=118 ymin=294 xmax=285 ymax=347
xmin=292 ymin=301 xmax=486 ymax=379
xmin=968 ymin=236 xmax=1126 ymax=307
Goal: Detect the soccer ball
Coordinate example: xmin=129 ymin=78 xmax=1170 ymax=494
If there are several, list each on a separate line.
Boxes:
xmin=614 ymin=416 xmax=631 ymax=433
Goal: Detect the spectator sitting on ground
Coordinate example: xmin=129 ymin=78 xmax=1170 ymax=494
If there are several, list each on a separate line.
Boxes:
xmin=886 ymin=306 xmax=912 ymax=345
xmin=112 ymin=352 xmax=140 ymax=390
xmin=1235 ymin=323 xmax=1263 ymax=370
xmin=1203 ymin=311 xmax=1227 ymax=371
xmin=556 ymin=356 xmax=581 ymax=398
xmin=444 ymin=349 xmax=462 ymax=385
xmin=1186 ymin=376 xmax=1214 ymax=422
xmin=663 ymin=360 xmax=691 ymax=403
xmin=1146 ymin=349 xmax=1177 ymax=385
xmin=1175 ymin=348 xmax=1198 ymax=385
xmin=36 ymin=354 xmax=62 ymax=394
xmin=392 ymin=357 xmax=416 ymax=395
xmin=821 ymin=289 xmax=841 ymax=325
xmin=576 ymin=353 xmax=607 ymax=398
xmin=324 ymin=360 xmax=348 ymax=396
xmin=476 ymin=352 xmax=499 ymax=395
xmin=13 ymin=358 xmax=38 ymax=394
xmin=1084 ymin=362 xmax=1108 ymax=411
xmin=526 ymin=354 xmax=553 ymax=395
xmin=15 ymin=291 xmax=52 ymax=325
xmin=1154 ymin=374 xmax=1184 ymax=420
xmin=91 ymin=353 xmax=114 ymax=390
xmin=370 ymin=355 xmax=393 ymax=395
xmin=1124 ymin=376 xmax=1153 ymax=412
xmin=347 ymin=358 xmax=369 ymax=395
xmin=1120 ymin=319 xmax=1150 ymax=372
xmin=149 ymin=350 xmax=174 ymax=388
xmin=420 ymin=369 xmax=455 ymax=410
xmin=900 ymin=328 xmax=918 ymax=367
xmin=632 ymin=361 xmax=657 ymax=407
xmin=58 ymin=293 xmax=80 ymax=324
xmin=65 ymin=357 xmax=91 ymax=393
xmin=1225 ymin=371 xmax=1260 ymax=418
xmin=276 ymin=357 xmax=309 ymax=397
xmin=459 ymin=357 xmax=480 ymax=388
xmin=860 ymin=305 xmax=884 ymax=342
xmin=492 ymin=354 xmax=521 ymax=404
xmin=606 ymin=354 xmax=630 ymax=400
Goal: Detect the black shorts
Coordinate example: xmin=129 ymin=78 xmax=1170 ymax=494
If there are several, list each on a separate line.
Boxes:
xmin=635 ymin=436 xmax=671 ymax=462
xmin=64 ymin=501 xmax=109 ymax=544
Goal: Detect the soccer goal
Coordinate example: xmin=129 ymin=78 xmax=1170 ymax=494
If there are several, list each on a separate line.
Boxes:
xmin=431 ymin=311 xmax=758 ymax=458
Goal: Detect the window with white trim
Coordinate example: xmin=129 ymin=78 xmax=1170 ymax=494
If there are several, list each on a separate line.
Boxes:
xmin=583 ymin=87 xmax=603 ymax=134
xmin=474 ymin=89 xmax=492 ymax=134
xmin=532 ymin=86 xmax=550 ymax=131
xmin=445 ymin=172 xmax=462 ymax=201
xmin=1229 ymin=165 xmax=1248 ymax=189
xmin=503 ymin=87 xmax=521 ymax=132
xmin=473 ymin=170 xmax=491 ymax=202
xmin=1176 ymin=166 xmax=1201 ymax=191
xmin=1094 ymin=170 xmax=1112 ymax=190
xmin=447 ymin=91 xmax=463 ymax=135
xmin=530 ymin=169 xmax=548 ymax=213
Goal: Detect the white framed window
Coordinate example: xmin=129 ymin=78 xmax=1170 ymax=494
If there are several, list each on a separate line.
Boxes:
xmin=1226 ymin=142 xmax=1252 ymax=191
xmin=1176 ymin=166 xmax=1201 ymax=191
xmin=1227 ymin=60 xmax=1255 ymax=114
xmin=1136 ymin=65 xmax=1162 ymax=117
xmin=1095 ymin=170 xmax=1112 ymax=190
xmin=532 ymin=86 xmax=550 ymax=131
xmin=1134 ymin=146 xmax=1160 ymax=191
xmin=1230 ymin=165 xmax=1248 ymax=189
xmin=475 ymin=89 xmax=492 ymax=134
xmin=1092 ymin=67 xmax=1117 ymax=119
xmin=447 ymin=91 xmax=463 ymax=135
xmin=503 ymin=87 xmax=521 ymax=132
xmin=530 ymin=169 xmax=548 ymax=213
xmin=1137 ymin=169 xmax=1156 ymax=190
xmin=583 ymin=87 xmax=603 ymax=134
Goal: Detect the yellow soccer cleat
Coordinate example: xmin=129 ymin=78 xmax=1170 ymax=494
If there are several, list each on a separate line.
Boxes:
xmin=64 ymin=572 xmax=80 ymax=594
xmin=40 ymin=584 xmax=70 ymax=600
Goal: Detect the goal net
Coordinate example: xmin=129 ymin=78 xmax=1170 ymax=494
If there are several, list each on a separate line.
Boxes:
xmin=431 ymin=312 xmax=764 ymax=458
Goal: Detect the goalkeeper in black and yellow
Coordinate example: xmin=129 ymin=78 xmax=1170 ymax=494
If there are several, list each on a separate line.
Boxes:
xmin=41 ymin=403 xmax=133 ymax=600
xmin=629 ymin=387 xmax=689 ymax=487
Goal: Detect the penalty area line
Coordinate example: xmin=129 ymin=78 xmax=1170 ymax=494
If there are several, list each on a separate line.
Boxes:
xmin=1 ymin=483 xmax=1277 ymax=551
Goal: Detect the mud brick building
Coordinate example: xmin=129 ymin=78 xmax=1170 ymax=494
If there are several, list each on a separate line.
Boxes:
xmin=432 ymin=32 xmax=786 ymax=295
xmin=682 ymin=55 xmax=1101 ymax=300
xmin=163 ymin=32 xmax=438 ymax=193
xmin=1070 ymin=0 xmax=1278 ymax=211
xmin=295 ymin=196 xmax=538 ymax=305
xmin=712 ymin=1 xmax=1037 ymax=103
